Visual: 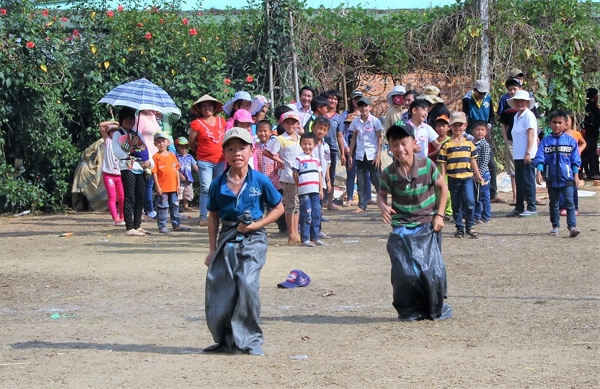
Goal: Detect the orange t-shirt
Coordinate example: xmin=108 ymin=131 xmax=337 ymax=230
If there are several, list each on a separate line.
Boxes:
xmin=566 ymin=130 xmax=583 ymax=155
xmin=152 ymin=152 xmax=179 ymax=193
xmin=190 ymin=117 xmax=226 ymax=163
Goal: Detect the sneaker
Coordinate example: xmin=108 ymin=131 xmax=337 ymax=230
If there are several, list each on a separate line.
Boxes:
xmin=114 ymin=220 xmax=126 ymax=226
xmin=314 ymin=240 xmax=328 ymax=246
xmin=301 ymin=240 xmax=315 ymax=247
xmin=549 ymin=228 xmax=559 ymax=236
xmin=147 ymin=211 xmax=157 ymax=219
xmin=519 ymin=210 xmax=538 ymax=217
xmin=559 ymin=209 xmax=567 ymax=216
xmin=505 ymin=210 xmax=520 ymax=218
xmin=568 ymin=227 xmax=580 ymax=237
xmin=125 ymin=229 xmax=145 ymax=237
xmin=319 ymin=232 xmax=331 ymax=239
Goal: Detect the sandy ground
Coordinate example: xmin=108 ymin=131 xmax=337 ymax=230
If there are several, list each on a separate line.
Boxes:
xmin=1 ymin=187 xmax=599 ymax=388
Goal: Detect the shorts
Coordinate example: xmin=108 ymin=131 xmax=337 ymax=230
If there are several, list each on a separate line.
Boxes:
xmin=504 ymin=141 xmax=515 ymax=176
xmin=280 ymin=182 xmax=299 ymax=215
xmin=178 ymin=182 xmax=194 ymax=201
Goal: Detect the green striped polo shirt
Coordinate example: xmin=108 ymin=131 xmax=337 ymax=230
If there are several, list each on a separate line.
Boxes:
xmin=380 ymin=156 xmax=440 ymax=227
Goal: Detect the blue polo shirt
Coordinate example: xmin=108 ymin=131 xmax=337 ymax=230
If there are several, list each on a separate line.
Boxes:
xmin=207 ymin=168 xmax=282 ymax=221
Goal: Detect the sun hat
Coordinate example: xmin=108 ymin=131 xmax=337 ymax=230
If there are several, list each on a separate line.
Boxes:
xmin=222 ymin=127 xmax=253 ymax=147
xmin=357 ymin=96 xmax=372 ymax=106
xmin=449 ymin=112 xmax=467 ymax=125
xmin=350 ymin=89 xmax=363 ymax=99
xmin=417 ymin=85 xmax=444 ymax=104
xmin=232 ymin=109 xmax=254 ymax=124
xmin=435 ymin=114 xmax=450 ymax=123
xmin=190 ymin=94 xmax=223 ymax=118
xmin=508 ymin=68 xmax=525 ymax=78
xmin=277 ymin=270 xmax=311 ymax=289
xmin=251 ymin=95 xmax=271 ymax=115
xmin=473 ymin=80 xmax=490 ymax=94
xmin=507 ymin=90 xmax=535 ymax=109
xmin=279 ymin=111 xmax=301 ymax=124
xmin=223 ymin=91 xmax=260 ymax=116
xmin=153 ymin=132 xmax=169 ymax=140
xmin=386 ymin=85 xmax=407 ymax=105
xmin=174 ymin=137 xmax=188 ymax=146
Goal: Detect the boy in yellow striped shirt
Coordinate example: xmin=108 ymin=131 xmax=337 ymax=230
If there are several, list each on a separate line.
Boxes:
xmin=438 ymin=112 xmax=485 ymax=238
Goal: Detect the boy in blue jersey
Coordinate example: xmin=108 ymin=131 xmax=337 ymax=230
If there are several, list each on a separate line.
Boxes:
xmin=533 ymin=110 xmax=581 ymax=237
xmin=203 ymin=127 xmax=284 ymax=356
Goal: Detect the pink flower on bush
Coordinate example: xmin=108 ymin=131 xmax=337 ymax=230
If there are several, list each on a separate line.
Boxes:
xmin=224 ymin=78 xmax=231 ymax=85
xmin=137 ymin=22 xmax=143 ymax=28
xmin=145 ymin=32 xmax=152 ymax=39
xmin=159 ymin=18 xmax=164 ymax=25
xmin=107 ymin=10 xmax=114 ymax=18
xmin=26 ymin=41 xmax=35 ymax=49
xmin=118 ymin=5 xmax=124 ymax=12
xmin=0 ymin=9 xmax=7 ymax=16
xmin=73 ymin=29 xmax=80 ymax=37
xmin=45 ymin=36 xmax=50 ymax=41
xmin=61 ymin=17 xmax=68 ymax=22
xmin=189 ymin=28 xmax=197 ymax=36
xmin=246 ymin=75 xmax=254 ymax=83
xmin=197 ymin=11 xmax=203 ymax=16
xmin=182 ymin=18 xmax=189 ymax=25
xmin=42 ymin=9 xmax=49 ymax=17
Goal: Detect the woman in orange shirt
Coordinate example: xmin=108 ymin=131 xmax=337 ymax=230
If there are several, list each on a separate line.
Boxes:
xmin=188 ymin=95 xmax=227 ymax=226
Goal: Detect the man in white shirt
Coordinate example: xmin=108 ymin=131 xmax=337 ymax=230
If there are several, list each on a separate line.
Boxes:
xmin=505 ymin=90 xmax=538 ymax=217
xmin=288 ymin=86 xmax=316 ymax=127
xmin=348 ymin=97 xmax=383 ymax=213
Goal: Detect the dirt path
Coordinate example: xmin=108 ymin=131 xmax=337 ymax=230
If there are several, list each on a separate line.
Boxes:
xmin=1 ymin=188 xmax=599 ymax=388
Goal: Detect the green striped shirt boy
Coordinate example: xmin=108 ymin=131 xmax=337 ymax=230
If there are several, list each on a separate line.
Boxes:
xmin=380 ymin=156 xmax=439 ymax=227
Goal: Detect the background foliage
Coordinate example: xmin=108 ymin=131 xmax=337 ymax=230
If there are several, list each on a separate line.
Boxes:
xmin=0 ymin=0 xmax=598 ymax=212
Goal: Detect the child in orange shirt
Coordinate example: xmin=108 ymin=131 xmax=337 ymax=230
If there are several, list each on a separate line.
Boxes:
xmin=152 ymin=133 xmax=190 ymax=233
xmin=559 ymin=111 xmax=587 ymax=215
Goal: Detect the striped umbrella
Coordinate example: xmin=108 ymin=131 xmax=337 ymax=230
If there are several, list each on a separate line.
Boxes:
xmin=98 ymin=78 xmax=181 ymax=116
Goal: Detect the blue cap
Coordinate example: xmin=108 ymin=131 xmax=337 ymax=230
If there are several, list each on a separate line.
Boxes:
xmin=277 ymin=269 xmax=311 ymax=289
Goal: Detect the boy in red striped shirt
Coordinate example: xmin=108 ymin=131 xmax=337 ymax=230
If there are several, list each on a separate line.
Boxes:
xmin=293 ymin=132 xmax=326 ymax=247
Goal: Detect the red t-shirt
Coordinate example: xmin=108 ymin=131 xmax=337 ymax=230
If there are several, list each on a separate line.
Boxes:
xmin=152 ymin=152 xmax=179 ymax=193
xmin=190 ymin=117 xmax=226 ymax=163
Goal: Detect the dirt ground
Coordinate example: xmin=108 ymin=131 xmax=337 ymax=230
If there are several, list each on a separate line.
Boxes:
xmin=1 ymin=186 xmax=599 ymax=388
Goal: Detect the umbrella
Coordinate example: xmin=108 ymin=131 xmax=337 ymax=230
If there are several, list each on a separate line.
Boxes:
xmin=98 ymin=78 xmax=181 ymax=116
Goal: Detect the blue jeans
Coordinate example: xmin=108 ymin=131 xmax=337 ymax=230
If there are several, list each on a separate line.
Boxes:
xmin=448 ymin=177 xmax=476 ymax=230
xmin=154 ymin=192 xmax=180 ymax=229
xmin=558 ymin=186 xmax=579 ymax=210
xmin=345 ymin=156 xmax=371 ymax=202
xmin=144 ymin=175 xmax=154 ymax=214
xmin=474 ymin=171 xmax=491 ymax=222
xmin=548 ymin=185 xmax=576 ymax=229
xmin=299 ymin=193 xmax=321 ymax=242
xmin=198 ymin=160 xmax=226 ymax=220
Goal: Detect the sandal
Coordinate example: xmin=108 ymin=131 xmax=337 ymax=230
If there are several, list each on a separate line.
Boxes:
xmin=549 ymin=228 xmax=559 ymax=236
xmin=466 ymin=228 xmax=479 ymax=238
xmin=454 ymin=229 xmax=464 ymax=238
xmin=174 ymin=226 xmax=190 ymax=232
xmin=474 ymin=219 xmax=484 ymax=224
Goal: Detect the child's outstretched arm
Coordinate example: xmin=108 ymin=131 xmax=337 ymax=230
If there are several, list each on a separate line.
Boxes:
xmin=432 ymin=174 xmax=448 ymax=232
xmin=204 ymin=211 xmax=220 ymax=266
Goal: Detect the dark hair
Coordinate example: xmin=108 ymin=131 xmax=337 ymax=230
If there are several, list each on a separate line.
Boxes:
xmin=404 ymin=89 xmax=418 ymax=99
xmin=505 ymin=78 xmax=521 ymax=89
xmin=472 ymin=120 xmax=488 ymax=130
xmin=548 ymin=109 xmax=569 ymax=122
xmin=300 ymin=131 xmax=318 ymax=143
xmin=311 ymin=96 xmax=329 ymax=113
xmin=386 ymin=125 xmax=414 ymax=141
xmin=320 ymin=89 xmax=342 ymax=102
xmin=313 ymin=116 xmax=331 ymax=129
xmin=300 ymin=85 xmax=316 ymax=98
xmin=274 ymin=105 xmax=292 ymax=121
xmin=118 ymin=107 xmax=136 ymax=125
xmin=256 ymin=120 xmax=272 ymax=130
xmin=408 ymin=99 xmax=429 ymax=118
